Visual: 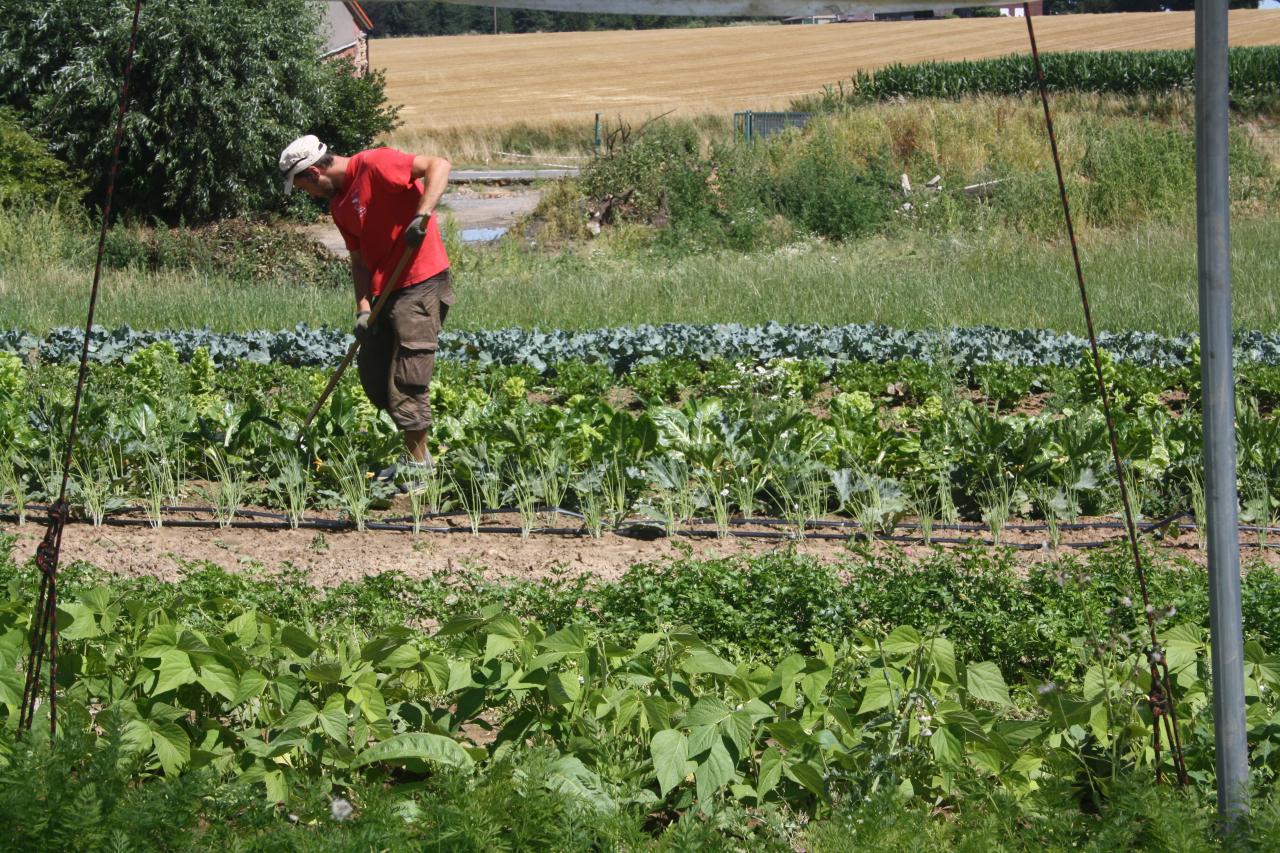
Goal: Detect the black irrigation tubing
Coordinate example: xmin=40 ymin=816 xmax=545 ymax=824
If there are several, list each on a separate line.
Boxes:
xmin=6 ymin=502 xmax=1276 ymax=536
xmin=0 ymin=506 xmax=1224 ymax=551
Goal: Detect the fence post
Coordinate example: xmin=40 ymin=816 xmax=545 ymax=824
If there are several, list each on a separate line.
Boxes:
xmin=746 ymin=111 xmax=754 ymax=146
xmin=594 ymin=113 xmax=601 ymax=157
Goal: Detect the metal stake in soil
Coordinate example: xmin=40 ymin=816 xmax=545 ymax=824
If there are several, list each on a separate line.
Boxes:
xmin=1196 ymin=0 xmax=1250 ymax=829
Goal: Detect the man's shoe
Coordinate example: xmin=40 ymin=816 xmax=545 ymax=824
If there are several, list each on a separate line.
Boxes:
xmin=376 ymin=453 xmax=435 ymax=495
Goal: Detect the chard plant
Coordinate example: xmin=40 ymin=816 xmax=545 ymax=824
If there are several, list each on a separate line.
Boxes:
xmin=268 ymin=449 xmax=311 ymax=529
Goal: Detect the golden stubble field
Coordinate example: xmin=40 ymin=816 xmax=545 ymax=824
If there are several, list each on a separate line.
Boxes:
xmin=377 ymin=9 xmax=1280 ymax=138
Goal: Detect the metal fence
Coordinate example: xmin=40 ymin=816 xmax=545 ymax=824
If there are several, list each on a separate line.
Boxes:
xmin=733 ymin=111 xmax=812 ymax=143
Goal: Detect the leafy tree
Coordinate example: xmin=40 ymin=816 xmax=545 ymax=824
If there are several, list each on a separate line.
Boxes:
xmin=0 ymin=0 xmax=400 ymax=223
xmin=0 ymin=109 xmax=78 ymax=204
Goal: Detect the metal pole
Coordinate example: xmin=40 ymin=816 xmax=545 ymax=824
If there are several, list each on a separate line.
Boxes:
xmin=1196 ymin=0 xmax=1249 ymax=829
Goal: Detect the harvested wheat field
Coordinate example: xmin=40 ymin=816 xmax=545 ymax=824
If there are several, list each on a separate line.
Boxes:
xmin=377 ymin=9 xmax=1280 ymax=134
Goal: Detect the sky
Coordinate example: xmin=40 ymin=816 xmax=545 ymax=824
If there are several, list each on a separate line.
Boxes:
xmin=1262 ymin=1 xmax=1279 ymax=9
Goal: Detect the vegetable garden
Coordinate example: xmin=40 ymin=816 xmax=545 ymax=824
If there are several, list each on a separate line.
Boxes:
xmin=5 ymin=5 xmax=1280 ymax=849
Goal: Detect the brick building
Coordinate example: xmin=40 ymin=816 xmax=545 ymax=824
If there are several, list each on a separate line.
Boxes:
xmin=321 ymin=1 xmax=373 ymax=76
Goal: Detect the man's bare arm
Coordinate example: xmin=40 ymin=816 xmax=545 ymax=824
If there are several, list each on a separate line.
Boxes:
xmin=411 ymin=155 xmax=451 ymax=220
xmin=350 ymin=250 xmax=373 ymax=313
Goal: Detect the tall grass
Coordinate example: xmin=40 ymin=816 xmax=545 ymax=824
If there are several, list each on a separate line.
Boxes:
xmin=3 ymin=206 xmax=1279 ymax=335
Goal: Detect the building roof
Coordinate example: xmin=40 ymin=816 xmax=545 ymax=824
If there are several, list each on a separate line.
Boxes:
xmin=343 ymin=1 xmax=373 ymax=32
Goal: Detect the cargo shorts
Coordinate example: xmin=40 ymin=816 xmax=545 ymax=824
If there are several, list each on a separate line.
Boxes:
xmin=356 ymin=270 xmax=455 ymax=431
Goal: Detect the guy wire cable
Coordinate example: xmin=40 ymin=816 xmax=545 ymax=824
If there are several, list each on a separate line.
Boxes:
xmin=19 ymin=0 xmax=145 ymax=739
xmin=1023 ymin=4 xmax=1188 ymax=786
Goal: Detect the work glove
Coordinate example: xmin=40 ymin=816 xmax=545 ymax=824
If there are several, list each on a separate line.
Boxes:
xmin=405 ymin=213 xmax=430 ymax=248
xmin=354 ymin=310 xmax=374 ymax=345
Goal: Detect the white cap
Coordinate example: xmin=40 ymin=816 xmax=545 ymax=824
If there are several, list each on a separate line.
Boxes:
xmin=278 ymin=134 xmax=327 ymax=195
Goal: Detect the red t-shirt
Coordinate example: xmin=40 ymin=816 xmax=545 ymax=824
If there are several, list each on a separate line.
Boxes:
xmin=330 ymin=147 xmax=450 ymax=297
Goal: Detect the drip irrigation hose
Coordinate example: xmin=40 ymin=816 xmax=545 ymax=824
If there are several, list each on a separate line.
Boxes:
xmin=20 ymin=0 xmax=144 ymax=741
xmin=1024 ymin=4 xmax=1188 ymax=786
xmin=0 ymin=503 xmax=1247 ymax=551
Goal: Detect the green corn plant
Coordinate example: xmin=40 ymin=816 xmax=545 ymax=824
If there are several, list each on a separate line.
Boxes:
xmin=71 ymin=446 xmax=125 ymax=527
xmin=139 ymin=450 xmax=176 ymax=529
xmin=533 ymin=443 xmax=569 ymax=517
xmin=703 ymin=472 xmax=732 ymax=539
xmin=600 ymin=458 xmax=632 ymax=530
xmin=1034 ymin=486 xmax=1066 ymax=552
xmin=979 ymin=475 xmax=1016 ymax=548
xmin=329 ymin=443 xmax=371 ymax=532
xmin=1185 ymin=462 xmax=1207 ymax=549
xmin=268 ymin=449 xmax=311 ymax=529
xmin=907 ymin=479 xmax=941 ymax=545
xmin=405 ymin=461 xmax=447 ymax=534
xmin=205 ymin=445 xmax=247 ymax=529
xmin=0 ymin=447 xmax=29 ymax=524
xmin=570 ymin=465 xmax=606 ymax=539
xmin=507 ymin=461 xmax=540 ymax=539
xmin=937 ymin=468 xmax=959 ymax=526
xmin=451 ymin=468 xmax=484 ymax=536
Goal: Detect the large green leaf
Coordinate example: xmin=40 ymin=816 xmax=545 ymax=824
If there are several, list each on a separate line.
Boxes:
xmin=966 ymin=661 xmax=1012 ymax=707
xmin=651 ymin=728 xmax=688 ymax=797
xmin=352 ymin=733 xmax=472 ymax=769
xmin=695 ymin=736 xmax=735 ymax=809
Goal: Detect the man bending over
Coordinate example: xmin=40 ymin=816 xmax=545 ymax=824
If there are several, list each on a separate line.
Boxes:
xmin=279 ymin=135 xmax=453 ymax=481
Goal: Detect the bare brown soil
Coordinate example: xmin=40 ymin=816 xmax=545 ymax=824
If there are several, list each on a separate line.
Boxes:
xmin=5 ymin=510 xmax=1279 ymax=588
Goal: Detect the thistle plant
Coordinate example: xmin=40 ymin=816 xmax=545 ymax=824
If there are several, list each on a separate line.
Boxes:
xmin=0 ymin=447 xmax=29 ymax=524
xmin=268 ymin=449 xmax=311 ymax=529
xmin=205 ymin=445 xmax=247 ymax=529
xmin=329 ymin=443 xmax=371 ymax=532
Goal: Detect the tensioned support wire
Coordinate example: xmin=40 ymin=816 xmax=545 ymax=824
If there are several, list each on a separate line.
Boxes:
xmin=1023 ymin=5 xmax=1188 ymax=786
xmin=19 ymin=0 xmax=145 ymax=739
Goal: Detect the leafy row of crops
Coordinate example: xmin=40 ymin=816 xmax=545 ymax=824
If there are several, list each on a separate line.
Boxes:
xmin=798 ymin=46 xmax=1280 ymax=112
xmin=9 ymin=322 xmax=1280 ymax=371
xmin=4 ymin=543 xmax=1280 ymax=848
xmin=6 ymin=342 xmax=1280 ymax=541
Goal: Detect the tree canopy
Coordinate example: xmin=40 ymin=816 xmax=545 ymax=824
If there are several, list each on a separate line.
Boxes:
xmin=0 ymin=0 xmax=399 ymax=223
